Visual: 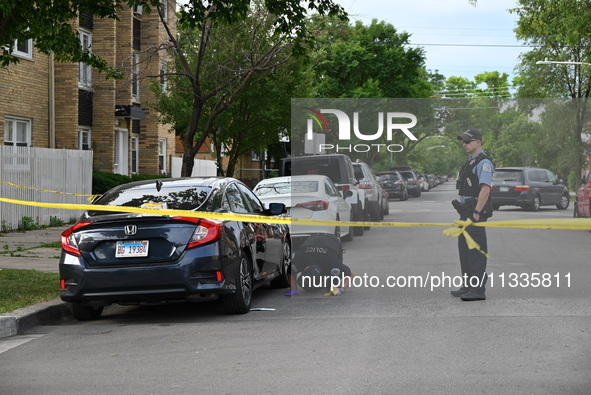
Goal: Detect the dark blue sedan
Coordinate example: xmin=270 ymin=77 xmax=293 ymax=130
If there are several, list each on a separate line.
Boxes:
xmin=59 ymin=177 xmax=291 ymax=320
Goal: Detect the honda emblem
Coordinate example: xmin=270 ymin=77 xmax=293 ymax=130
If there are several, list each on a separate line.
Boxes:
xmin=124 ymin=225 xmax=137 ymax=236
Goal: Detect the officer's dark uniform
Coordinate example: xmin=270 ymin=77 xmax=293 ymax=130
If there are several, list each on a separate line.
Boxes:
xmin=453 ymin=133 xmax=494 ymax=300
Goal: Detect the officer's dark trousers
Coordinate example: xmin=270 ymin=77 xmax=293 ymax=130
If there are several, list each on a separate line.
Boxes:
xmin=458 ymin=214 xmax=488 ymax=294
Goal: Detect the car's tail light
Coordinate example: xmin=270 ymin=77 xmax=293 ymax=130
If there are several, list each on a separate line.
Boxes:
xmin=339 ymin=185 xmax=350 ymax=191
xmin=61 ymin=222 xmax=92 ymax=256
xmin=490 ymin=186 xmax=495 ymax=190
xmin=394 ymin=180 xmax=403 ymax=184
xmin=173 ymin=217 xmax=223 ymax=249
xmin=514 ymin=185 xmax=530 ymax=191
xmin=358 ymin=182 xmax=374 ymax=190
xmin=295 ymin=200 xmax=329 ymax=211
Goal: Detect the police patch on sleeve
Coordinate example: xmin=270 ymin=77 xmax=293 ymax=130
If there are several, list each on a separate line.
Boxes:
xmin=482 ymin=162 xmax=492 ymax=173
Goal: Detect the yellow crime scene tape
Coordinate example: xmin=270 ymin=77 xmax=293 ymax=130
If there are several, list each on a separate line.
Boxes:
xmin=0 ymin=180 xmax=100 ymax=201
xmin=2 ymin=195 xmax=591 ymax=258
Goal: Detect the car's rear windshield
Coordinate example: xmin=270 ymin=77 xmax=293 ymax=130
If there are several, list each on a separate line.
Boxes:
xmin=91 ymin=185 xmax=212 ymax=214
xmin=255 ymin=181 xmax=318 ymax=196
xmin=493 ymin=170 xmax=523 ymax=182
xmin=290 ymin=158 xmax=344 ymax=183
xmin=377 ymin=174 xmax=400 ymax=182
xmin=400 ymin=171 xmax=414 ymax=180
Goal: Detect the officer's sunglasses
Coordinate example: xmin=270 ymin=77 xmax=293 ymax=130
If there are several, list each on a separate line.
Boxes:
xmin=463 ymin=139 xmax=476 ymax=144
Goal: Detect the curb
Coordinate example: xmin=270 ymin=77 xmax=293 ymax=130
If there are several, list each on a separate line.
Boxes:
xmin=0 ymin=298 xmax=70 ymax=339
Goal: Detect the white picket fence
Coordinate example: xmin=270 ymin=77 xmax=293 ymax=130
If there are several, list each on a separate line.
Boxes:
xmin=0 ymin=146 xmax=93 ymax=231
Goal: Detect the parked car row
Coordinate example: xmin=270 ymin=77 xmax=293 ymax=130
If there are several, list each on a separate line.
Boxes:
xmin=376 ymin=167 xmax=448 ymax=201
xmin=275 ymin=154 xmax=392 ymax=243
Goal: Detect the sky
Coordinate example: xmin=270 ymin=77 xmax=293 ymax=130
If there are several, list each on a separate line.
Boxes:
xmin=336 ymin=0 xmax=526 ymax=85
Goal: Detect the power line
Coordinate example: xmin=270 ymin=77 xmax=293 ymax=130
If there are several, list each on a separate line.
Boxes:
xmin=409 ymin=43 xmax=534 ymax=48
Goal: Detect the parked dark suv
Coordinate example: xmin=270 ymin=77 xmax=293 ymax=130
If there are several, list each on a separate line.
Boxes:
xmin=390 ymin=166 xmax=421 ymax=197
xmin=279 ymin=154 xmax=364 ymax=235
xmin=491 ymin=167 xmax=570 ymax=211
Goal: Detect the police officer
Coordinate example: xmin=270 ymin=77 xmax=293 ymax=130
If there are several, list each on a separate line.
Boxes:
xmin=452 ymin=129 xmax=494 ymax=301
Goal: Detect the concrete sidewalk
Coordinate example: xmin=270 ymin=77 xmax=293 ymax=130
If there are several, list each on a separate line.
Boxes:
xmin=0 ymin=225 xmax=71 ymax=338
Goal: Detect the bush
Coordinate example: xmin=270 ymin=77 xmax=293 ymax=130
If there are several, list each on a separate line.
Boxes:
xmin=92 ymin=171 xmax=169 ymax=195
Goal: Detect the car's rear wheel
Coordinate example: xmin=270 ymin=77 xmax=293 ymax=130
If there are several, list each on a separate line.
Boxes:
xmin=529 ymin=195 xmax=541 ymax=211
xmin=364 ymin=201 xmax=371 ymax=230
xmin=223 ymin=254 xmax=252 ymax=314
xmin=353 ymin=205 xmax=364 ymax=236
xmin=492 ymin=204 xmax=500 ymax=211
xmin=270 ymin=240 xmax=291 ymax=289
xmin=71 ymin=302 xmax=103 ymax=321
xmin=342 ymin=211 xmax=354 ymax=241
xmin=556 ymin=193 xmax=570 ymax=210
xmin=371 ymin=203 xmax=381 ymax=221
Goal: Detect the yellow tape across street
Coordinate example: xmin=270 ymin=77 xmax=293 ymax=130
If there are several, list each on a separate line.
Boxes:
xmin=2 ymin=196 xmax=591 ymax=257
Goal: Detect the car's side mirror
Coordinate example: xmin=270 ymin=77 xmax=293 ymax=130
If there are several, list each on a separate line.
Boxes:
xmin=342 ymin=190 xmax=353 ymax=199
xmin=267 ymin=202 xmax=286 ymax=216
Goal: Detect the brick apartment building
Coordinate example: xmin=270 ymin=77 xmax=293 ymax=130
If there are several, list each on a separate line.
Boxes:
xmin=0 ymin=1 xmax=177 ymax=177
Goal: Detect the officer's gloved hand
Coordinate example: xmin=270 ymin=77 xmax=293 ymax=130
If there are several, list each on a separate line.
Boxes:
xmin=284 ymin=289 xmax=300 ymax=297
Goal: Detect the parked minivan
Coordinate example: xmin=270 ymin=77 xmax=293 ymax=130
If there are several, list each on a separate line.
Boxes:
xmin=279 ymin=154 xmax=364 ymax=235
xmin=491 ymin=167 xmax=570 ymax=211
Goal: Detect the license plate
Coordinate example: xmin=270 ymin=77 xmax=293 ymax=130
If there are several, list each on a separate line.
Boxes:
xmin=116 ymin=240 xmax=149 ymax=258
xmin=499 ymin=186 xmax=510 ymax=192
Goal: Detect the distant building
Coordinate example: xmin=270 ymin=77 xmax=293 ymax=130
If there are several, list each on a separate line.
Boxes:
xmin=0 ymin=1 xmax=177 ymax=177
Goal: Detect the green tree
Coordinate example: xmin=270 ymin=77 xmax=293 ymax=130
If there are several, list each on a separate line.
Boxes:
xmin=157 ymin=0 xmax=346 ymax=176
xmin=310 ymin=17 xmax=433 ymax=99
xmin=212 ymin=57 xmax=312 ymax=178
xmin=511 ymin=0 xmax=591 ymax=178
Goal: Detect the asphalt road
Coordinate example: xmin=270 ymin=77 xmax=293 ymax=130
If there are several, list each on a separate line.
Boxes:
xmin=1 ymin=182 xmax=590 ymax=394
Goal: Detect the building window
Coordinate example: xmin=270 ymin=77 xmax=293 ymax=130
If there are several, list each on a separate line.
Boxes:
xmin=78 ymin=29 xmax=92 ymax=89
xmin=13 ymin=39 xmax=33 ymax=59
xmin=158 ymin=138 xmax=167 ymax=174
xmin=160 ymin=62 xmax=167 ymax=93
xmin=132 ymin=52 xmax=140 ymax=101
xmin=133 ymin=5 xmax=143 ymax=15
xmin=78 ymin=127 xmax=91 ymax=150
xmin=3 ymin=117 xmax=31 ymax=170
xmin=131 ymin=136 xmax=139 ymax=174
xmin=4 ymin=117 xmax=31 ymax=147
xmin=160 ymin=0 xmax=168 ymax=22
xmin=252 ymin=150 xmax=260 ymax=161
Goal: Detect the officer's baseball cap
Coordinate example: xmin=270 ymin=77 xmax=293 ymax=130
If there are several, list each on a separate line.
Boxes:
xmin=457 ymin=128 xmax=482 ymax=142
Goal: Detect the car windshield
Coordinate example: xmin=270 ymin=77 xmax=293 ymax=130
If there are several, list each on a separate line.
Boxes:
xmin=493 ymin=170 xmax=523 ymax=182
xmin=400 ymin=171 xmax=414 ymax=180
xmin=255 ymin=181 xmax=319 ymax=196
xmin=290 ymin=158 xmax=343 ymax=183
xmin=91 ymin=185 xmax=212 ymax=214
xmin=378 ymin=174 xmax=400 ymax=182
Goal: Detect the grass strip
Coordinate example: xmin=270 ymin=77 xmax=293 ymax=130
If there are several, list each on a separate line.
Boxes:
xmin=0 ymin=269 xmax=60 ymax=314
